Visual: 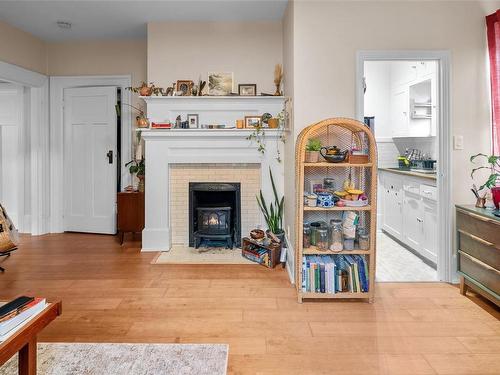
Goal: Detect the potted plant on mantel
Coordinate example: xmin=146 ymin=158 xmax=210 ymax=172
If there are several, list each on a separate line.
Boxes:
xmin=470 ymin=153 xmax=500 ymax=209
xmin=305 ymin=138 xmax=322 ymax=163
xmin=256 ymin=169 xmax=285 ymax=245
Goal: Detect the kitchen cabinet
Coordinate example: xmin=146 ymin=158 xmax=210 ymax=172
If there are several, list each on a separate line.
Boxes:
xmin=389 ymin=61 xmax=437 ymax=138
xmin=380 ymin=170 xmax=438 ymax=264
xmin=390 ymin=87 xmax=409 ymax=138
xmin=381 ymin=173 xmax=403 ymax=240
xmin=403 ymin=190 xmax=423 ymax=250
xmin=421 ymin=198 xmax=438 ymax=263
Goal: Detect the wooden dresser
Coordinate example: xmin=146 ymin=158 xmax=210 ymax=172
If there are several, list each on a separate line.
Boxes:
xmin=456 ymin=205 xmax=500 ymax=306
xmin=117 ymin=192 xmax=145 ymax=244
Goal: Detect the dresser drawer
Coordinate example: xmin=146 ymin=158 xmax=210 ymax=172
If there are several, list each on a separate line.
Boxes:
xmin=458 ymin=231 xmax=500 ymax=271
xmin=459 ymin=251 xmax=500 ymax=295
xmin=456 ymin=209 xmax=500 ymax=247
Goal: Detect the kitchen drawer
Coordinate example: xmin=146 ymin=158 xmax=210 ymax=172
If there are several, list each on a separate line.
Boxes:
xmin=459 ymin=251 xmax=500 ymax=295
xmin=420 ymin=184 xmax=437 ymax=201
xmin=456 ymin=209 xmax=500 ymax=247
xmin=403 ymin=181 xmax=420 ymax=195
xmin=458 ymin=231 xmax=500 ymax=271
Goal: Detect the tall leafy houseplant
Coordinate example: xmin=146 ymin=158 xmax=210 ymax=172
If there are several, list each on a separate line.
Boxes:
xmin=256 ymin=169 xmax=284 ymax=238
xmin=470 ymin=153 xmax=500 ymax=209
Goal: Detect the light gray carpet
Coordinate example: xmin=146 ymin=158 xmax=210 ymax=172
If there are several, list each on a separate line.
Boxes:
xmin=0 ymin=343 xmax=228 ymax=375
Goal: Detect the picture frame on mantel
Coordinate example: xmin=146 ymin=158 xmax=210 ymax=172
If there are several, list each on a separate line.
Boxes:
xmin=244 ymin=115 xmax=261 ymax=128
xmin=208 ymin=72 xmax=233 ymax=96
xmin=187 ymin=114 xmax=199 ymax=129
xmin=238 ymin=84 xmax=257 ymax=96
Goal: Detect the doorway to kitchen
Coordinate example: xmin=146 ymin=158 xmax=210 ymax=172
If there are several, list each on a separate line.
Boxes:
xmin=356 ymin=51 xmax=452 ymax=282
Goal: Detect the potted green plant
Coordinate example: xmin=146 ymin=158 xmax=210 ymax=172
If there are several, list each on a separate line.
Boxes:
xmin=305 ymin=138 xmax=321 ymax=163
xmin=126 ymin=158 xmax=145 ymax=192
xmin=256 ymin=169 xmax=285 ymax=244
xmin=470 ymin=153 xmax=500 ymax=209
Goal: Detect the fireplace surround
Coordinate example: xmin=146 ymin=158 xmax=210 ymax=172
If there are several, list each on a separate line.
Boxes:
xmin=189 ymin=182 xmax=241 ymax=248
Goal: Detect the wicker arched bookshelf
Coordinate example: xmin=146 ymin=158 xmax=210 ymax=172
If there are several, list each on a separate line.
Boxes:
xmin=295 ymin=118 xmax=378 ymax=303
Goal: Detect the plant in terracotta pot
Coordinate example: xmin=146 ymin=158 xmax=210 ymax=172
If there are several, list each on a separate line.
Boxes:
xmin=305 ymin=138 xmax=322 ymax=163
xmin=256 ymin=168 xmax=285 ymax=245
xmin=470 ymin=153 xmax=500 ymax=209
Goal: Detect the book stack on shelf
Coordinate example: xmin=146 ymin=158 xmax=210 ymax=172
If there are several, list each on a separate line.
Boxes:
xmin=302 ymin=255 xmax=369 ymax=294
xmin=0 ymin=296 xmax=46 ymax=342
xmin=295 ymin=118 xmax=377 ymax=303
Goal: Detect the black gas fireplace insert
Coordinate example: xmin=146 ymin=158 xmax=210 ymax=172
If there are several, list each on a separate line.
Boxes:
xmin=189 ymin=182 xmax=241 ymax=248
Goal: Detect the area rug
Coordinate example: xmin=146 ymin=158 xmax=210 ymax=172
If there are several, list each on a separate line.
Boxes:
xmin=152 ymin=245 xmax=254 ymax=265
xmin=0 ymin=343 xmax=228 ymax=375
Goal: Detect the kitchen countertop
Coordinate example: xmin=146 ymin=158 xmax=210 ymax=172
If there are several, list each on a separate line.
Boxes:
xmin=379 ymin=167 xmax=437 ymax=180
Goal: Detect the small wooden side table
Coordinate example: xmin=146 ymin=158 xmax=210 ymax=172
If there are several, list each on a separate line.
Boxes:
xmin=117 ymin=192 xmax=145 ymax=244
xmin=0 ymin=301 xmax=62 ymax=375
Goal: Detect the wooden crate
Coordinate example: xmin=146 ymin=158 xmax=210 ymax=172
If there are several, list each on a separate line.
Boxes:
xmin=241 ymin=237 xmax=281 ymax=269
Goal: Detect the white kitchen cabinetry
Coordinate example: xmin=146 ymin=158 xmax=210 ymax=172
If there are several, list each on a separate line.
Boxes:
xmin=421 ymin=198 xmax=438 ymax=263
xmin=381 ymin=173 xmax=404 ymax=240
xmin=389 ymin=61 xmax=437 ymax=138
xmin=380 ymin=170 xmax=438 ymax=264
xmin=403 ymin=191 xmax=423 ymax=250
xmin=390 ymin=87 xmax=409 ymax=138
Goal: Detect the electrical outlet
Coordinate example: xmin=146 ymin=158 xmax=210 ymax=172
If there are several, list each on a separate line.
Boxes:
xmin=453 ymin=135 xmax=464 ymax=150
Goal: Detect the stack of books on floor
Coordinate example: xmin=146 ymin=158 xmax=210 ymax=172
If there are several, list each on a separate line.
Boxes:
xmin=301 ymin=255 xmax=369 ymax=294
xmin=0 ymin=296 xmax=46 ymax=342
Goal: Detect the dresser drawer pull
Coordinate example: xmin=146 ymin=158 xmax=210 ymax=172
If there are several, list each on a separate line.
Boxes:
xmin=458 ymin=230 xmax=496 ymax=248
xmin=459 ymin=250 xmax=500 ymax=275
xmin=457 ymin=209 xmax=500 ymax=226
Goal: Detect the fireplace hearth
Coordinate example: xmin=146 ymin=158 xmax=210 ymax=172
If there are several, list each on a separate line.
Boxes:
xmin=189 ymin=182 xmax=241 ymax=248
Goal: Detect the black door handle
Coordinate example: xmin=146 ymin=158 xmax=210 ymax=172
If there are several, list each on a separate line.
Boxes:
xmin=107 ymin=150 xmax=113 ymax=164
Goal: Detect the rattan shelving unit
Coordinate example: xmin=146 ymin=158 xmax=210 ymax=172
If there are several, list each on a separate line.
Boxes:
xmin=295 ymin=118 xmax=378 ymax=303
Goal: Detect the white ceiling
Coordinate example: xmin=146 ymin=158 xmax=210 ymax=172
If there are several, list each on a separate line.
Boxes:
xmin=0 ymin=0 xmax=288 ymax=42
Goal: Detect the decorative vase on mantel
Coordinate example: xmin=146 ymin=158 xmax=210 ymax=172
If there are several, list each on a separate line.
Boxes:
xmin=137 ymin=175 xmax=145 ymax=193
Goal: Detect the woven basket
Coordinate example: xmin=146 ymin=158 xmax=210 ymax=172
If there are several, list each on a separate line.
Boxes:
xmin=0 ymin=203 xmax=19 ymax=252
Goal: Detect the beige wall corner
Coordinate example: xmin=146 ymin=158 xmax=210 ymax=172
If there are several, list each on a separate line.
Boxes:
xmin=47 ymin=39 xmax=147 ymax=107
xmin=147 ymin=21 xmax=282 ymax=94
xmin=0 ymin=20 xmax=47 ymax=74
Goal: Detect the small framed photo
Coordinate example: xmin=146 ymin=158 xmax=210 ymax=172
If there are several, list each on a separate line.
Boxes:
xmin=238 ymin=84 xmax=257 ymax=96
xmin=176 ymin=80 xmax=193 ymax=96
xmin=244 ymin=116 xmax=261 ymax=128
xmin=309 ymin=180 xmax=323 ymax=194
xmin=187 ymin=114 xmax=199 ymax=129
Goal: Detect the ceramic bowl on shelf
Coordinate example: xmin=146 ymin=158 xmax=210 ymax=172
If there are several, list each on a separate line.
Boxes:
xmin=320 ymin=147 xmax=348 ymax=163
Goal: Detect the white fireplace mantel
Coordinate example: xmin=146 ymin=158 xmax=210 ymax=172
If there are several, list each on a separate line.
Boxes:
xmin=141 ymin=129 xmax=285 ymax=251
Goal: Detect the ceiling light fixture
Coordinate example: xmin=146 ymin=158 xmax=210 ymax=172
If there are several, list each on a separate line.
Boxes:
xmin=56 ymin=21 xmax=72 ymax=29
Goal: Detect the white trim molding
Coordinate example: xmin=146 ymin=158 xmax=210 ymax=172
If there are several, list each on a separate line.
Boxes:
xmin=0 ymin=60 xmax=49 ymax=235
xmin=355 ymin=50 xmax=453 ymax=283
xmin=49 ymin=75 xmax=132 ymax=233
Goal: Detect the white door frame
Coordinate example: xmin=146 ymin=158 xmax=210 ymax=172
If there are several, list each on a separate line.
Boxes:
xmin=0 ymin=61 xmax=49 ymax=235
xmin=50 ymin=75 xmax=132 ymax=233
xmin=355 ymin=50 xmax=453 ymax=283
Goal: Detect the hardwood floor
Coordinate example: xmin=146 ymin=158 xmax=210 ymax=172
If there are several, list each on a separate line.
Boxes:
xmin=0 ymin=233 xmax=499 ymax=374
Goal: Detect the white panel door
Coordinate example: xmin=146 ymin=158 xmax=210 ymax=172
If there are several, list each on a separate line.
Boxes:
xmin=0 ymin=84 xmax=24 ymax=229
xmin=63 ymin=87 xmax=117 ymax=234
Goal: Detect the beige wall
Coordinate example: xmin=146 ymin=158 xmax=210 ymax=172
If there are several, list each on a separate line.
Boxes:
xmin=0 ymin=20 xmax=47 ymax=74
xmin=47 ymin=40 xmax=147 ymax=108
xmin=289 ymin=0 xmax=499 ymax=207
xmin=148 ymin=21 xmax=282 ymax=94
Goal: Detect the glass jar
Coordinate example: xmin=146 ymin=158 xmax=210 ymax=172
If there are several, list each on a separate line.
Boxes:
xmin=303 ymin=223 xmax=311 ymax=249
xmin=316 ymin=228 xmax=329 ymax=251
xmin=329 ymin=219 xmax=343 ymax=252
xmin=310 ymin=222 xmax=320 ymax=246
xmin=359 ymin=233 xmax=370 ymax=250
xmin=323 ymin=178 xmax=335 ymax=192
